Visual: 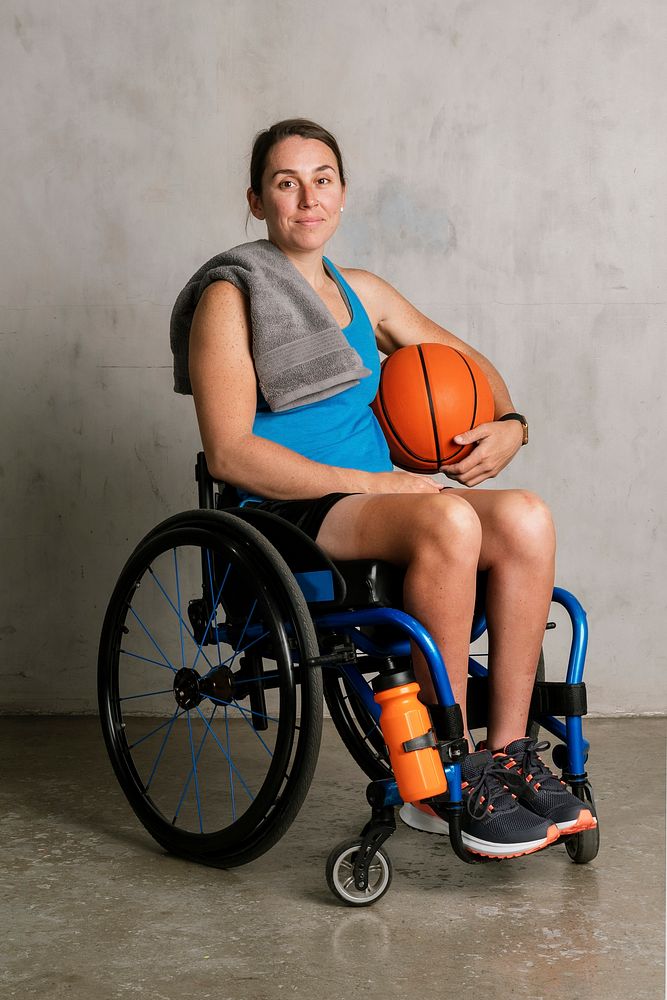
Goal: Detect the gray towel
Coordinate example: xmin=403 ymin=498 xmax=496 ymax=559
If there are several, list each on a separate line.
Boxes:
xmin=170 ymin=239 xmax=370 ymax=411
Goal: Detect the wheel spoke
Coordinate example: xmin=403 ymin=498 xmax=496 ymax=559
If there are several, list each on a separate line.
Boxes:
xmin=205 ymin=549 xmax=224 ymax=667
xmin=186 ymin=712 xmax=204 ymax=833
xmin=145 ymin=705 xmax=181 ymax=791
xmin=224 ymin=705 xmax=236 ymax=822
xmin=191 ymin=561 xmax=232 ymax=672
xmin=120 ymin=649 xmax=175 ymax=672
xmin=119 ymin=688 xmax=173 ymax=702
xmin=228 ymin=700 xmax=276 ymax=757
xmin=193 ymin=704 xmax=255 ymax=801
xmin=169 ymin=703 xmax=218 ymax=823
xmin=128 ymin=709 xmax=187 ymax=750
xmin=199 ymin=629 xmax=271 ymax=680
xmin=173 ymin=548 xmax=186 ymax=670
xmin=126 ymin=605 xmax=178 ymax=674
xmin=147 ymin=564 xmax=216 ymax=672
xmin=227 ymin=599 xmax=258 ymax=671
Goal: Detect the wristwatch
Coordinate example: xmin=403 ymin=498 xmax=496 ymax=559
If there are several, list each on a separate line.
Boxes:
xmin=498 ymin=412 xmax=529 ymax=446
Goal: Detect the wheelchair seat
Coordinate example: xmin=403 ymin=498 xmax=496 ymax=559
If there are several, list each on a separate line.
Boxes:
xmin=229 ymin=505 xmax=405 ymax=610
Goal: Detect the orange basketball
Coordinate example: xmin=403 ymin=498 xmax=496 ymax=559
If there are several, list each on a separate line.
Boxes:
xmin=371 ymin=343 xmax=495 ymax=472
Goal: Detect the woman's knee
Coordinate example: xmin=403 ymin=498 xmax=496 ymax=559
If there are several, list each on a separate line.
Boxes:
xmin=490 ymin=490 xmax=556 ymax=557
xmin=409 ymin=493 xmax=482 ymax=560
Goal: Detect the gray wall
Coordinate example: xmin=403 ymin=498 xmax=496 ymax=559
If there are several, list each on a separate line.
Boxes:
xmin=1 ymin=0 xmax=664 ymax=714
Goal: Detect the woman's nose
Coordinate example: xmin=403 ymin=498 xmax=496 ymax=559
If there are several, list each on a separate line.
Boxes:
xmin=300 ymin=186 xmax=319 ymax=208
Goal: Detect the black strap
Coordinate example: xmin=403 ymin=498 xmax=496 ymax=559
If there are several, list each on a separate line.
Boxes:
xmin=466 ymin=677 xmax=587 ymax=723
xmin=531 ymin=681 xmax=588 ymax=717
xmin=426 ymin=702 xmax=464 ymax=741
xmin=402 ymin=729 xmax=438 ymax=753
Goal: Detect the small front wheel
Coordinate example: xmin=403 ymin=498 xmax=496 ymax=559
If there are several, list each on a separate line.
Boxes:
xmin=564 ymin=783 xmax=600 ymax=864
xmin=326 ymin=838 xmax=393 ymax=906
xmin=565 ymin=823 xmax=600 ymax=864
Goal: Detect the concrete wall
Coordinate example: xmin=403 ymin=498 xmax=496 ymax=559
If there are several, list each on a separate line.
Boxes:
xmin=1 ymin=0 xmax=664 ymax=714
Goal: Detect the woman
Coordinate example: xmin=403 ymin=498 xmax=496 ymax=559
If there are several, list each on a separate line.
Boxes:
xmin=188 ymin=119 xmax=596 ymax=858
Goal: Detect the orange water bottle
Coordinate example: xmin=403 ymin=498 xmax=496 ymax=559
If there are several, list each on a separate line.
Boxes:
xmin=373 ymin=666 xmax=447 ymax=803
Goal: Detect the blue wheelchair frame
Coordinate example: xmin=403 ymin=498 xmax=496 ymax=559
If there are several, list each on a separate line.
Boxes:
xmin=296 ymin=580 xmax=589 ymax=809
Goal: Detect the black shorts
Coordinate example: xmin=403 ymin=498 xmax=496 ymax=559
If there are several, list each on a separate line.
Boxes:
xmin=242 ymin=493 xmax=359 ymax=541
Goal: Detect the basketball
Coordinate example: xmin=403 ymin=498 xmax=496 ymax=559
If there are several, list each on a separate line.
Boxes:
xmin=370 ymin=343 xmax=495 ymax=472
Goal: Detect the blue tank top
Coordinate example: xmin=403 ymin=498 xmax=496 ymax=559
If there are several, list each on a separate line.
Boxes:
xmin=238 ymin=257 xmax=393 ymax=502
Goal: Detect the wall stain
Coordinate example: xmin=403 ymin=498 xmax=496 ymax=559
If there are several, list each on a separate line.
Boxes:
xmin=14 ymin=16 xmax=33 ymax=54
xmin=133 ymin=445 xmax=165 ymax=506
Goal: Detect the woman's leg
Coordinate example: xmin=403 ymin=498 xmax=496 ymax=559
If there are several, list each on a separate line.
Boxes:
xmin=447 ymin=488 xmax=556 ymax=749
xmin=316 ymin=489 xmax=571 ymax=854
xmin=315 ymin=492 xmax=481 ymax=725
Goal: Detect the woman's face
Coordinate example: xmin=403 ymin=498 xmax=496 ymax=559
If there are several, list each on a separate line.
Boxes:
xmin=247 ymin=136 xmax=346 ymax=253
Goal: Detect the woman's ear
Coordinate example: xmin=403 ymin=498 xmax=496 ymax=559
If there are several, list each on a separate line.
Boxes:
xmin=246 ymin=187 xmax=265 ymax=221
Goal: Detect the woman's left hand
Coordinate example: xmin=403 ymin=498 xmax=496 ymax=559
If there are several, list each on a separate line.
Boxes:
xmin=440 ymin=419 xmax=524 ymax=487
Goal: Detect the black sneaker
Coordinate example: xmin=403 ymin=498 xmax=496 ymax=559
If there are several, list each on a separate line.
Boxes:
xmin=399 ymin=750 xmax=559 ymax=858
xmin=493 ymin=738 xmax=597 ymax=834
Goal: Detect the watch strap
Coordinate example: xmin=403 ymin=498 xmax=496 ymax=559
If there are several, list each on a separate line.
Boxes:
xmin=498 ymin=412 xmax=528 ymax=445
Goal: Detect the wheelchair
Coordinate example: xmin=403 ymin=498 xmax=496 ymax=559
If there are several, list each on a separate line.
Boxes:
xmin=98 ymin=452 xmax=599 ymax=906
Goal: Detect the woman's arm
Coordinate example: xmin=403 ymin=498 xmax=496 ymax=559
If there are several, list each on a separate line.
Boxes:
xmin=343 ymin=270 xmax=525 ymax=487
xmin=188 ymin=281 xmax=440 ymax=498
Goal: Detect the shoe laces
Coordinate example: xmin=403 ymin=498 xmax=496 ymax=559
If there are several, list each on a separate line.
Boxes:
xmin=463 ymin=757 xmax=519 ymax=819
xmin=501 ymin=739 xmax=564 ymax=790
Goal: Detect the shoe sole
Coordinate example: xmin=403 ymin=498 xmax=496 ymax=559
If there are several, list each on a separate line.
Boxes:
xmin=555 ymin=810 xmax=597 ymax=835
xmin=399 ymin=803 xmax=560 ymax=859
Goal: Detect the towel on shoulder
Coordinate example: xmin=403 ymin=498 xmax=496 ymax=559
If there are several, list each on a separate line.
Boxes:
xmin=170 ymin=239 xmax=370 ymax=412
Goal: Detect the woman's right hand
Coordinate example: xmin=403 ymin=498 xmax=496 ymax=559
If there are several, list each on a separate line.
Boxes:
xmin=368 ymin=470 xmax=443 ymax=494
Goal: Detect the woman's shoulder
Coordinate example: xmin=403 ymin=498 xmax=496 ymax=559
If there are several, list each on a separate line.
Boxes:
xmin=336 ymin=266 xmax=397 ymax=310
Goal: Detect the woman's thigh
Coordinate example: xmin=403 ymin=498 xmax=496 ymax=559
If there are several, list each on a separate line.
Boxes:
xmin=314 ymin=491 xmax=479 ymax=564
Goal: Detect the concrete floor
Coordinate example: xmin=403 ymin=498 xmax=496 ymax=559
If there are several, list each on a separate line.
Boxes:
xmin=1 ymin=717 xmax=664 ymax=1000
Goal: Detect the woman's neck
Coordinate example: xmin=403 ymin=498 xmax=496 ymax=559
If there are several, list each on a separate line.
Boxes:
xmin=267 ymin=238 xmax=329 ymax=291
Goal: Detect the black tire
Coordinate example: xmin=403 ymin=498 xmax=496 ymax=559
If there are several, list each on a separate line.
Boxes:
xmin=323 ymin=665 xmax=391 ymax=781
xmin=98 ymin=510 xmax=323 ymax=867
xmin=564 ymin=784 xmax=600 ymax=864
xmin=326 ymin=838 xmax=393 ymax=906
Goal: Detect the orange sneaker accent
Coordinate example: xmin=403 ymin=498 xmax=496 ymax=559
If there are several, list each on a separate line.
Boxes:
xmin=557 ymin=809 xmax=598 ymax=836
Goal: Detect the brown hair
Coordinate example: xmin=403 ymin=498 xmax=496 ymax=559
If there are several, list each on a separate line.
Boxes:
xmin=249 ymin=118 xmax=346 ymax=195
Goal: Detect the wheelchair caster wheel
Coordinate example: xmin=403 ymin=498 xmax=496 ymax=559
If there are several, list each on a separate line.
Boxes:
xmin=326 ymin=838 xmax=393 ymax=906
xmin=564 ymin=823 xmax=600 ymax=864
xmin=564 ymin=783 xmax=600 ymax=864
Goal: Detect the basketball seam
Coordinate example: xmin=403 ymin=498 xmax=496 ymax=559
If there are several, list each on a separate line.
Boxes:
xmin=417 ymin=344 xmax=442 ymax=467
xmin=378 ymin=358 xmax=438 ymax=469
xmin=440 ymin=349 xmax=480 ymax=463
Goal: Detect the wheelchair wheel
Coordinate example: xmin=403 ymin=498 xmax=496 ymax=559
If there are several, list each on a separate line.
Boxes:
xmin=323 ymin=666 xmax=391 ymax=781
xmin=326 ymin=838 xmax=393 ymax=906
xmin=564 ymin=784 xmax=600 ymax=864
xmin=98 ymin=510 xmax=323 ymax=868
